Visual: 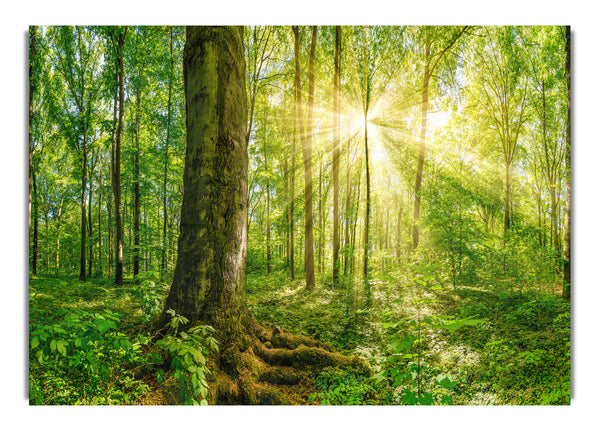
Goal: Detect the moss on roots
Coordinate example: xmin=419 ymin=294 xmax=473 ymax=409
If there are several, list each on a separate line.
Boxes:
xmin=156 ymin=321 xmax=368 ymax=405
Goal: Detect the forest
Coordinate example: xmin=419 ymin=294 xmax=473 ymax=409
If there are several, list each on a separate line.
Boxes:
xmin=28 ymin=25 xmax=571 ymax=406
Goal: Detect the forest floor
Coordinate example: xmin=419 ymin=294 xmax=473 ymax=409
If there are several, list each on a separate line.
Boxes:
xmin=28 ymin=268 xmax=571 ymax=405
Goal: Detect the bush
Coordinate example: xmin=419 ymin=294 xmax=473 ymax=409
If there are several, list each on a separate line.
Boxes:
xmin=29 ymin=309 xmax=149 ymax=404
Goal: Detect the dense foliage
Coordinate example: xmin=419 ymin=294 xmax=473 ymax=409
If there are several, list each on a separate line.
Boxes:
xmin=28 ymin=25 xmax=570 ymax=405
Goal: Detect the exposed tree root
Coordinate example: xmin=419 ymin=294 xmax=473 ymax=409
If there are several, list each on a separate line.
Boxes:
xmin=156 ymin=317 xmax=369 ymax=405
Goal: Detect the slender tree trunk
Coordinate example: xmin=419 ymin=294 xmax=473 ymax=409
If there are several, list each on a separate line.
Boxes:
xmin=79 ymin=135 xmax=88 ymax=281
xmin=504 ymin=162 xmax=511 ymax=241
xmin=412 ymin=44 xmax=430 ymax=251
xmin=290 ymin=106 xmax=296 ymax=280
xmin=303 ymin=26 xmax=317 ymax=291
xmin=332 ymin=26 xmax=341 ymax=285
xmin=29 ymin=26 xmax=37 ymax=237
xmin=55 ymin=194 xmax=64 ymax=274
xmin=113 ymin=27 xmax=127 ymax=285
xmin=396 ymin=204 xmax=402 ymax=262
xmin=351 ymin=169 xmax=362 ymax=280
xmin=32 ymin=169 xmax=39 ymax=276
xmin=97 ymin=158 xmax=103 ymax=275
xmin=563 ymin=26 xmax=571 ymax=300
xmin=266 ymin=182 xmax=271 ymax=274
xmin=343 ymin=139 xmax=352 ymax=277
xmin=317 ymin=154 xmax=323 ymax=274
xmin=88 ymin=159 xmax=94 ymax=278
xmin=363 ymin=115 xmax=371 ymax=281
xmin=162 ymin=27 xmax=174 ymax=274
xmin=107 ymin=188 xmax=113 ymax=277
xmin=134 ymin=78 xmax=141 ymax=277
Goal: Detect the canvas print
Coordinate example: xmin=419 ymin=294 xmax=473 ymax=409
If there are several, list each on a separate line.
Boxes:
xmin=28 ymin=25 xmax=571 ymax=405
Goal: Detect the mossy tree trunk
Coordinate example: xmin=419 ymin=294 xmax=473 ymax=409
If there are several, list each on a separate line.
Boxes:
xmin=161 ymin=26 xmax=366 ymax=405
xmin=163 ymin=25 xmax=249 ymax=343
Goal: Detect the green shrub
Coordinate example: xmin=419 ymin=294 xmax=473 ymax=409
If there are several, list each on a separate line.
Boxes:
xmin=308 ymin=367 xmax=376 ymax=405
xmin=155 ymin=309 xmax=219 ymax=405
xmin=29 ymin=309 xmax=149 ymax=404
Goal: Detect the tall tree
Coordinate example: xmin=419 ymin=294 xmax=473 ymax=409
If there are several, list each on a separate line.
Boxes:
xmin=162 ymin=27 xmax=174 ymax=274
xmin=53 ymin=26 xmax=103 ymax=281
xmin=332 ymin=26 xmax=342 ymax=285
xmin=29 ymin=26 xmax=38 ymax=236
xmin=304 ymin=26 xmax=317 ymax=291
xmin=411 ymin=26 xmax=468 ymax=250
xmin=292 ymin=26 xmax=316 ymax=290
xmin=29 ymin=26 xmax=40 ymax=275
xmin=476 ymin=27 xmax=527 ymax=253
xmin=162 ymin=26 xmax=362 ymax=405
xmin=110 ymin=26 xmax=128 ymax=285
xmin=562 ymin=26 xmax=571 ymax=300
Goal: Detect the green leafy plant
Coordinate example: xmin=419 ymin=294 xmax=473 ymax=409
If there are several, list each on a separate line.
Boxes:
xmin=29 ymin=309 xmax=148 ymax=404
xmin=155 ymin=309 xmax=219 ymax=405
xmin=308 ymin=367 xmax=376 ymax=405
xmin=132 ymin=279 xmax=163 ymax=322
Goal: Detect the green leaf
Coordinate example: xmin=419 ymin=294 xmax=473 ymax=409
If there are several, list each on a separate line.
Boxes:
xmin=439 ymin=376 xmax=457 ymax=390
xmin=57 ymin=340 xmax=67 ymax=357
xmin=97 ymin=320 xmax=111 ymax=334
xmin=31 ymin=336 xmax=40 ymax=350
xmin=50 ymin=339 xmax=57 ymax=352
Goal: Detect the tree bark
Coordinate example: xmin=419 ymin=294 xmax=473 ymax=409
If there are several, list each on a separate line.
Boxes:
xmin=163 ymin=26 xmax=249 ymax=341
xmin=563 ymin=26 xmax=571 ymax=300
xmin=87 ymin=152 xmax=95 ymax=278
xmin=112 ymin=27 xmax=127 ymax=285
xmin=363 ymin=115 xmax=371 ymax=281
xmin=32 ymin=169 xmax=39 ymax=276
xmin=332 ymin=26 xmax=341 ymax=285
xmin=303 ymin=26 xmax=317 ymax=291
xmin=160 ymin=27 xmax=365 ymax=405
xmin=79 ymin=134 xmax=88 ymax=281
xmin=134 ymin=72 xmax=142 ymax=277
xmin=412 ymin=43 xmax=430 ymax=252
xmin=95 ymin=155 xmax=102 ymax=275
xmin=162 ymin=27 xmax=174 ymax=274
xmin=29 ymin=26 xmax=37 ymax=238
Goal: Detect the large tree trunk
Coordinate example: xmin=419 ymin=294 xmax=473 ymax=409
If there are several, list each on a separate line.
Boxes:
xmin=160 ymin=26 xmax=365 ymax=406
xmin=563 ymin=26 xmax=571 ymax=300
xmin=163 ymin=26 xmax=250 ymax=342
xmin=332 ymin=26 xmax=341 ymax=285
xmin=112 ymin=28 xmax=127 ymax=285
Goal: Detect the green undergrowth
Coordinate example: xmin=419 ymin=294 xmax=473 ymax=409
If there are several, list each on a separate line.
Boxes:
xmin=28 ymin=268 xmax=570 ymax=405
xmin=245 ymin=266 xmax=570 ymax=405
